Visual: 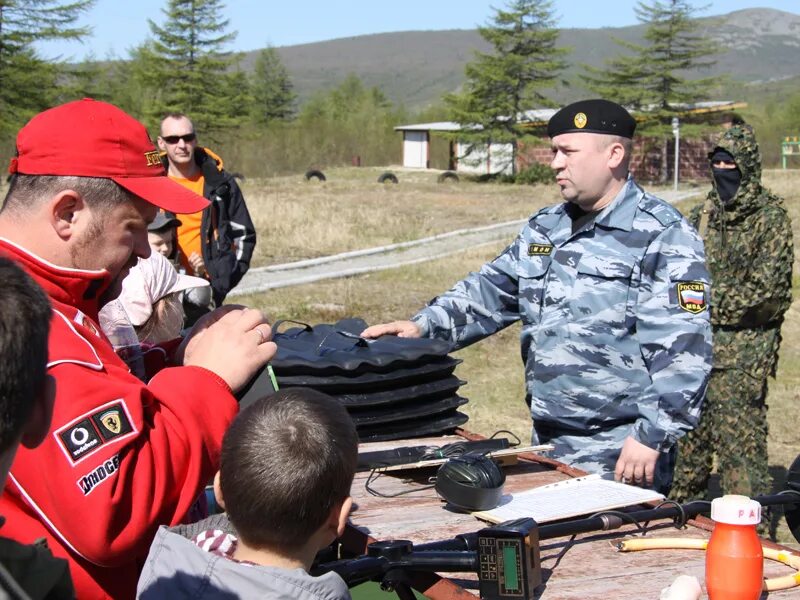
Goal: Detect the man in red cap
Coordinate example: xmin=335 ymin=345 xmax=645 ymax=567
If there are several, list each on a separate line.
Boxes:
xmin=0 ymin=99 xmax=277 ymax=599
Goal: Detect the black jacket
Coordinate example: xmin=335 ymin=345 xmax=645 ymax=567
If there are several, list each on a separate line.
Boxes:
xmin=164 ymin=147 xmax=256 ymax=305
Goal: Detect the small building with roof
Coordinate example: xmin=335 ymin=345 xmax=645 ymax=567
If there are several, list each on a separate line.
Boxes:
xmin=395 ymin=101 xmax=747 ymax=182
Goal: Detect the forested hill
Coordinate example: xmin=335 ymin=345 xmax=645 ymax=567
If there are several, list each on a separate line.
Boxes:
xmin=244 ymin=7 xmax=800 ymax=110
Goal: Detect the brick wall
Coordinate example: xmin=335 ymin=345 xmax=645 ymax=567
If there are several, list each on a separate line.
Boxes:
xmin=628 ymin=135 xmax=717 ymax=184
xmin=516 ymin=141 xmax=552 ymax=171
xmin=517 ymin=134 xmax=717 ymax=184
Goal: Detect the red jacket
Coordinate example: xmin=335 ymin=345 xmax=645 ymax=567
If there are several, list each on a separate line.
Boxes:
xmin=0 ymin=239 xmax=239 ymax=599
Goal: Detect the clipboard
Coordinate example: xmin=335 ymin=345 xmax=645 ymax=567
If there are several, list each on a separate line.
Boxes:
xmin=472 ymin=473 xmax=665 ymax=524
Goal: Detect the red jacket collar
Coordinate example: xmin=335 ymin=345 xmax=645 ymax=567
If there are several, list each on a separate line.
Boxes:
xmin=0 ymin=238 xmax=113 ymax=320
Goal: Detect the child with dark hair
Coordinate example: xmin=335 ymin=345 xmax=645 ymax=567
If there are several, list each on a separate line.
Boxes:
xmin=137 ymin=388 xmax=358 ymax=599
xmin=0 ymin=258 xmax=72 ymax=598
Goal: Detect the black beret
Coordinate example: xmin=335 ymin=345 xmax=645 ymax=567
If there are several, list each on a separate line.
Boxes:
xmin=547 ymin=99 xmax=636 ymax=139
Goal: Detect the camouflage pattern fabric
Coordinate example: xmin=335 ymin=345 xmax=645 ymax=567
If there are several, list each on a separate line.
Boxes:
xmin=531 ymin=422 xmax=677 ymax=491
xmin=672 ymin=124 xmax=794 ymax=502
xmin=672 ymin=368 xmax=768 ymax=501
xmin=413 ymin=177 xmax=712 ymax=492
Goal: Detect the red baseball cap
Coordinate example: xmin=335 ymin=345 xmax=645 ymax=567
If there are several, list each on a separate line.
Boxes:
xmin=8 ymin=98 xmax=208 ymax=214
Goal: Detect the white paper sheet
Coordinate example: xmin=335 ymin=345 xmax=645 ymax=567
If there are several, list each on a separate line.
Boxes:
xmin=473 ymin=473 xmax=665 ymax=524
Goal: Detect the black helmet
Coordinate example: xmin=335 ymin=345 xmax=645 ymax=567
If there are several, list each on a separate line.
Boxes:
xmin=434 ymin=452 xmax=505 ymax=512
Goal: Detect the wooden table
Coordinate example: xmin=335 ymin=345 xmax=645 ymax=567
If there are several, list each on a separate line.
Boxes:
xmin=342 ymin=433 xmax=800 ymax=599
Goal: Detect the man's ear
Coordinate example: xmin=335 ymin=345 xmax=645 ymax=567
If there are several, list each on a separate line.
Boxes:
xmin=607 ymin=141 xmax=626 ymax=170
xmin=50 ymin=190 xmax=87 ymax=241
xmin=331 ymin=496 xmax=353 ymax=538
xmin=157 ymin=136 xmax=167 ymax=153
xmin=213 ymin=471 xmax=226 ymax=511
xmin=21 ymin=375 xmax=55 ymax=450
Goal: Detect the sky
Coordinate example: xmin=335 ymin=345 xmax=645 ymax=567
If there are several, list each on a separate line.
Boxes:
xmin=35 ymin=0 xmax=799 ymax=62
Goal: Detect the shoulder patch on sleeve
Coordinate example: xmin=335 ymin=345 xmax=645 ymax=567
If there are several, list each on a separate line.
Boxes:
xmin=54 ymin=400 xmax=137 ymax=465
xmin=676 ymin=281 xmax=708 ymax=314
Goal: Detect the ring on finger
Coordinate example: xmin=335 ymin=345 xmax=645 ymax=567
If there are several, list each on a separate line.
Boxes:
xmin=254 ymin=328 xmax=265 ymax=344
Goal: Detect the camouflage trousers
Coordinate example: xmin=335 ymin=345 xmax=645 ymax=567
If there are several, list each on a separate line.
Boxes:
xmin=532 ymin=422 xmax=677 ymax=495
xmin=671 ymin=368 xmax=770 ymax=503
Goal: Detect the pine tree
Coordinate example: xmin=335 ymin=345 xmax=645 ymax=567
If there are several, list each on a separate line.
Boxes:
xmin=113 ymin=42 xmax=166 ymax=123
xmin=250 ymin=47 xmax=296 ymax=125
xmin=584 ymin=0 xmax=719 ymax=126
xmin=54 ymin=54 xmax=112 ymax=105
xmin=445 ymin=0 xmax=568 ymax=175
xmin=294 ymin=75 xmax=401 ymax=168
xmin=0 ymin=0 xmax=94 ymax=139
xmin=225 ymin=67 xmax=254 ymax=125
xmin=145 ymin=0 xmax=243 ymax=133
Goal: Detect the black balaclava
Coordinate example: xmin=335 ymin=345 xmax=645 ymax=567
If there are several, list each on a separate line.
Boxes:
xmin=709 ymin=148 xmax=742 ymax=204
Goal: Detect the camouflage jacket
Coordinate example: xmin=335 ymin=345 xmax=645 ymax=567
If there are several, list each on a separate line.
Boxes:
xmin=690 ymin=124 xmax=794 ymax=378
xmin=413 ymin=177 xmax=712 ymax=452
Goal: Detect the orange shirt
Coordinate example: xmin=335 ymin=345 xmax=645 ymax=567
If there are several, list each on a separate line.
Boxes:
xmin=171 ymin=175 xmax=205 ymax=276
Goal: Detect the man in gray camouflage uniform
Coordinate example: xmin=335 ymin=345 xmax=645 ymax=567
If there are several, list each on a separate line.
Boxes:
xmin=363 ymin=99 xmax=712 ymax=493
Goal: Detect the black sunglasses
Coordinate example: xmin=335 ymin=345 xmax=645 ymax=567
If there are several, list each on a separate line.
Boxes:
xmin=161 ymin=133 xmax=196 ymax=144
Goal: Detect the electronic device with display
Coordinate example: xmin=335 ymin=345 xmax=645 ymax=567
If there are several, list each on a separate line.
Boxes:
xmin=477 ymin=519 xmax=541 ymax=599
xmin=314 ymin=518 xmax=540 ymax=599
xmin=313 ymin=479 xmax=800 ymax=600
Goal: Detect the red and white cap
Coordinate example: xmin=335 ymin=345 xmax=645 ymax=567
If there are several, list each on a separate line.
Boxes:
xmin=710 ymin=494 xmax=762 ymax=525
xmin=8 ymin=98 xmax=208 ymax=215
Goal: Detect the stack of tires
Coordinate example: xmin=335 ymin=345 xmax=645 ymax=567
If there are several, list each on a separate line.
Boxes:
xmin=269 ymin=318 xmax=469 ymax=442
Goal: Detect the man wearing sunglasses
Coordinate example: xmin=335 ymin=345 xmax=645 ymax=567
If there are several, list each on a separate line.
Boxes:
xmin=158 ymin=113 xmax=256 ymax=321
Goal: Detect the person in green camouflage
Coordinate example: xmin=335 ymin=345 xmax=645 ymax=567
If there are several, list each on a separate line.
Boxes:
xmin=671 ymin=123 xmax=794 ymax=509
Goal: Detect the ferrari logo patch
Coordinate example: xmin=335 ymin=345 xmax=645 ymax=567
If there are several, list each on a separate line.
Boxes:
xmin=573 ymin=112 xmax=587 ymax=129
xmin=528 ymin=243 xmax=553 ymax=256
xmin=99 ymin=411 xmax=121 ymax=435
xmin=677 ymin=282 xmax=707 ymax=314
xmin=92 ymin=404 xmax=133 ymax=441
xmin=144 ymin=150 xmax=161 ymax=167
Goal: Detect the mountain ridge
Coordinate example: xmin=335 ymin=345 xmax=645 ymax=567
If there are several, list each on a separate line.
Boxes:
xmin=241 ymin=7 xmax=800 ymax=110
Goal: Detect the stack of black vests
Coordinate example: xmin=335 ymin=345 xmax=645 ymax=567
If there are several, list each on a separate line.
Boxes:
xmin=268 ymin=318 xmax=469 ymax=442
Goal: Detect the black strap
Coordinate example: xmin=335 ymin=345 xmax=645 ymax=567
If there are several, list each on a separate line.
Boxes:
xmin=272 ymin=319 xmax=313 ymax=335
